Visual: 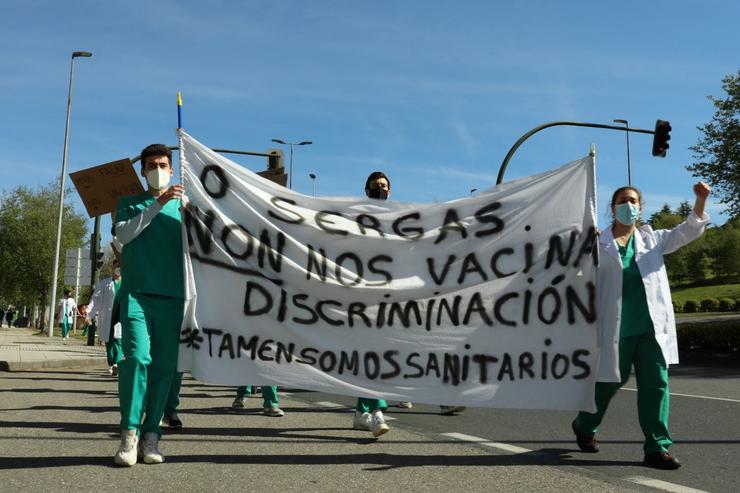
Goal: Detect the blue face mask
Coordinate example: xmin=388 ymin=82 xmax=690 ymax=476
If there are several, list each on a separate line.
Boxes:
xmin=615 ymin=202 xmax=640 ymax=225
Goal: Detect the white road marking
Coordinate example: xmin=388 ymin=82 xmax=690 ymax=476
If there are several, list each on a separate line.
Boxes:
xmin=441 ymin=432 xmax=532 ymax=454
xmin=621 ymin=387 xmax=740 ymax=403
xmin=624 ymin=476 xmax=708 ymax=493
xmin=314 ymin=401 xmax=347 ymax=408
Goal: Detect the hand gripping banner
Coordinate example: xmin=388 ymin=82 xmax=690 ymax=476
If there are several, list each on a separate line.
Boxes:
xmin=177 ymin=130 xmax=600 ymax=411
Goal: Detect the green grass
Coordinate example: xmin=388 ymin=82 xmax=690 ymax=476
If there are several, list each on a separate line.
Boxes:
xmin=671 ymin=283 xmax=740 ymax=304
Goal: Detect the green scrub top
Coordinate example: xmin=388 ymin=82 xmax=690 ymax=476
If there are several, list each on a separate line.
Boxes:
xmin=618 ymin=234 xmax=654 ymax=338
xmin=115 ymin=191 xmax=184 ymax=299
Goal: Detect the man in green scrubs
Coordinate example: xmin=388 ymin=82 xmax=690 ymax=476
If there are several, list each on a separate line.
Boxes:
xmin=112 ymin=144 xmax=185 ymax=466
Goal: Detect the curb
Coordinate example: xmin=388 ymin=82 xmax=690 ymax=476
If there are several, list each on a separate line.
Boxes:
xmin=0 ymin=356 xmax=107 ymax=372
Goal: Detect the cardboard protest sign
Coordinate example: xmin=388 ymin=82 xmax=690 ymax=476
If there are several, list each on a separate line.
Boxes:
xmin=70 ymin=158 xmax=145 ymax=217
xmin=177 ymin=130 xmax=600 ymax=411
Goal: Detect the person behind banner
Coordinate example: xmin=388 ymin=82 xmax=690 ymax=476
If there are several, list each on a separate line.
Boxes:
xmin=232 ymin=385 xmax=284 ymax=416
xmin=112 ymin=143 xmax=185 ymax=467
xmin=86 ymin=257 xmax=123 ymax=376
xmin=351 ymin=172 xmax=393 ymax=437
xmin=360 ymin=172 xmax=467 ymax=418
xmin=571 ymin=182 xmax=711 ymax=470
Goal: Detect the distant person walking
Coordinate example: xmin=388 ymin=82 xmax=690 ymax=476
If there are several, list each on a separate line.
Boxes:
xmin=57 ymin=290 xmax=79 ymax=340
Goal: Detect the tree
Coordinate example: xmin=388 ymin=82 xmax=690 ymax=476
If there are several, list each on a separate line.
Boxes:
xmin=650 ymin=204 xmax=691 ymax=283
xmin=708 ymin=218 xmax=740 ymax=281
xmin=0 ymin=182 xmax=88 ymax=327
xmin=688 ymin=70 xmax=740 ymax=218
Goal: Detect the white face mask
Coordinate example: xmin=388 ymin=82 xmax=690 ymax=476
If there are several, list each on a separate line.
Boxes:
xmin=146 ymin=168 xmax=171 ymax=190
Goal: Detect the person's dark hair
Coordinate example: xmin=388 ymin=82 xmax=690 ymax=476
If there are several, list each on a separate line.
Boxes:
xmin=610 ymin=186 xmax=643 ymax=208
xmin=63 ymin=289 xmax=71 ymax=296
xmin=365 ymin=171 xmax=391 ymax=191
xmin=610 ymin=186 xmax=644 ymax=225
xmin=140 ymin=144 xmax=172 ymax=170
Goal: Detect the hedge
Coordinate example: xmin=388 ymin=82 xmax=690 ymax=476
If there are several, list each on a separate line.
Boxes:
xmin=700 ymin=298 xmax=719 ymax=312
xmin=678 ymin=321 xmax=740 ymax=353
xmin=719 ymin=298 xmax=735 ymax=312
xmin=683 ymin=299 xmax=699 ymax=313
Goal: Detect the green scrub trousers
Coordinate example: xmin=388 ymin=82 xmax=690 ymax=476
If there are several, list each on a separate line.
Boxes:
xmin=356 ymin=398 xmax=387 ymax=414
xmin=164 ymin=372 xmax=184 ymax=416
xmin=118 ymin=291 xmax=184 ymax=436
xmin=60 ymin=320 xmax=71 ymax=338
xmin=106 ymin=339 xmax=123 ymax=367
xmin=574 ymin=333 xmax=671 ymax=454
xmin=236 ymin=385 xmax=279 ymax=408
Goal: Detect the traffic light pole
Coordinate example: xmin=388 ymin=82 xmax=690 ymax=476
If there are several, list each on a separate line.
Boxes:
xmin=90 ymin=216 xmax=101 ymax=290
xmin=496 ymin=121 xmax=657 ymax=185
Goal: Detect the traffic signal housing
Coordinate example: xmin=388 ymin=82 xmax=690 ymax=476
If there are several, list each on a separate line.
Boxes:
xmin=95 ymin=251 xmax=105 ymax=269
xmin=652 ymin=119 xmax=671 ymax=157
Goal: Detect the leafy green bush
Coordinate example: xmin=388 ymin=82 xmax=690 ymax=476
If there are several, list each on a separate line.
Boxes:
xmin=683 ymin=299 xmax=699 ymax=313
xmin=678 ymin=321 xmax=740 ymax=352
xmin=672 ymin=300 xmax=682 ymax=313
xmin=718 ymin=298 xmax=735 ymax=312
xmin=700 ymin=298 xmax=719 ymax=312
xmin=735 ymin=299 xmax=740 ymax=312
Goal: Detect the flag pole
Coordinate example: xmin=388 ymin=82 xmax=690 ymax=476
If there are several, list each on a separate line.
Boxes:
xmin=177 ymin=91 xmax=183 ymax=129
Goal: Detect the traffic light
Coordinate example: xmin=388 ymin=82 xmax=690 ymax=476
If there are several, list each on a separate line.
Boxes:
xmin=96 ymin=251 xmax=105 ymax=269
xmin=652 ymin=119 xmax=671 ymax=157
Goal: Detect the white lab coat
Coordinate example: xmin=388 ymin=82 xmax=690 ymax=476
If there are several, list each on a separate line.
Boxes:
xmin=595 ymin=211 xmax=709 ymax=382
xmin=88 ymin=276 xmax=122 ymax=342
xmin=58 ymin=298 xmax=77 ymax=324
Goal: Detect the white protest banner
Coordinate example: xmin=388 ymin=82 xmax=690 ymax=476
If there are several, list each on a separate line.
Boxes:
xmin=178 ymin=130 xmax=600 ymax=411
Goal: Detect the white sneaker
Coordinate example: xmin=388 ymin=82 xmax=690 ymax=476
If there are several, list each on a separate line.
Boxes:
xmin=352 ymin=411 xmax=372 ymax=431
xmin=440 ymin=405 xmax=466 ymax=415
xmin=370 ymin=410 xmax=390 ymax=437
xmin=113 ymin=430 xmax=138 ymax=466
xmin=398 ymin=401 xmax=413 ymax=409
xmin=263 ymin=406 xmax=285 ymax=417
xmin=140 ymin=432 xmax=164 ymax=464
xmin=232 ymin=396 xmax=247 ymax=408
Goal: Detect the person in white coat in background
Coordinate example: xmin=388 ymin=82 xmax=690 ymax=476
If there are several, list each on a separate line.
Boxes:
xmin=86 ymin=257 xmax=123 ymax=375
xmin=572 ymin=182 xmax=711 ymax=470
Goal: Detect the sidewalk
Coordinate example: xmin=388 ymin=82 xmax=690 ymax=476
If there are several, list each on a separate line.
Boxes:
xmin=0 ymin=326 xmax=106 ymax=371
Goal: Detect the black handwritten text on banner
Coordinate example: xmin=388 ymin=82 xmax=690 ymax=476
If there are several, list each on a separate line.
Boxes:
xmin=178 ymin=130 xmax=599 ymax=411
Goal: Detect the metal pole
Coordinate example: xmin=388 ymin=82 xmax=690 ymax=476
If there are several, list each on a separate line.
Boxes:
xmin=626 ymin=126 xmax=632 ymax=185
xmin=48 ymin=56 xmax=76 ymax=337
xmin=289 ymin=144 xmax=295 ymax=189
xmin=497 ymin=120 xmax=655 ymax=185
xmin=614 ymin=119 xmax=632 ymax=185
xmin=90 ymin=216 xmax=101 ymax=290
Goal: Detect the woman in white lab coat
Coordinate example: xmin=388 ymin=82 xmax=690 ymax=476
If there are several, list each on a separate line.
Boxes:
xmin=572 ymin=182 xmax=710 ymax=470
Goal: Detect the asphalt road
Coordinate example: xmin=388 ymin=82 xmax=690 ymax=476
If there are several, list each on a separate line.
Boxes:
xmin=280 ymin=363 xmax=740 ymax=492
xmin=1 ymin=364 xmax=738 ymax=492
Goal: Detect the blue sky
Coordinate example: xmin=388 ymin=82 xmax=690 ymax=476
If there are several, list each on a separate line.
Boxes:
xmin=1 ymin=1 xmax=738 ymax=245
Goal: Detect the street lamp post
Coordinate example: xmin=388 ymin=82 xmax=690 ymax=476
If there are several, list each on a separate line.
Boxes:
xmin=271 ymin=138 xmax=313 ymax=189
xmin=47 ymin=51 xmax=92 ymax=337
xmin=309 ymin=173 xmax=317 ymax=197
xmin=613 ymin=119 xmax=632 ymax=185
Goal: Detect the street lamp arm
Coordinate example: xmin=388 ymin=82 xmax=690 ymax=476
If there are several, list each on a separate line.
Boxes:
xmin=496 ymin=120 xmax=655 ymax=184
